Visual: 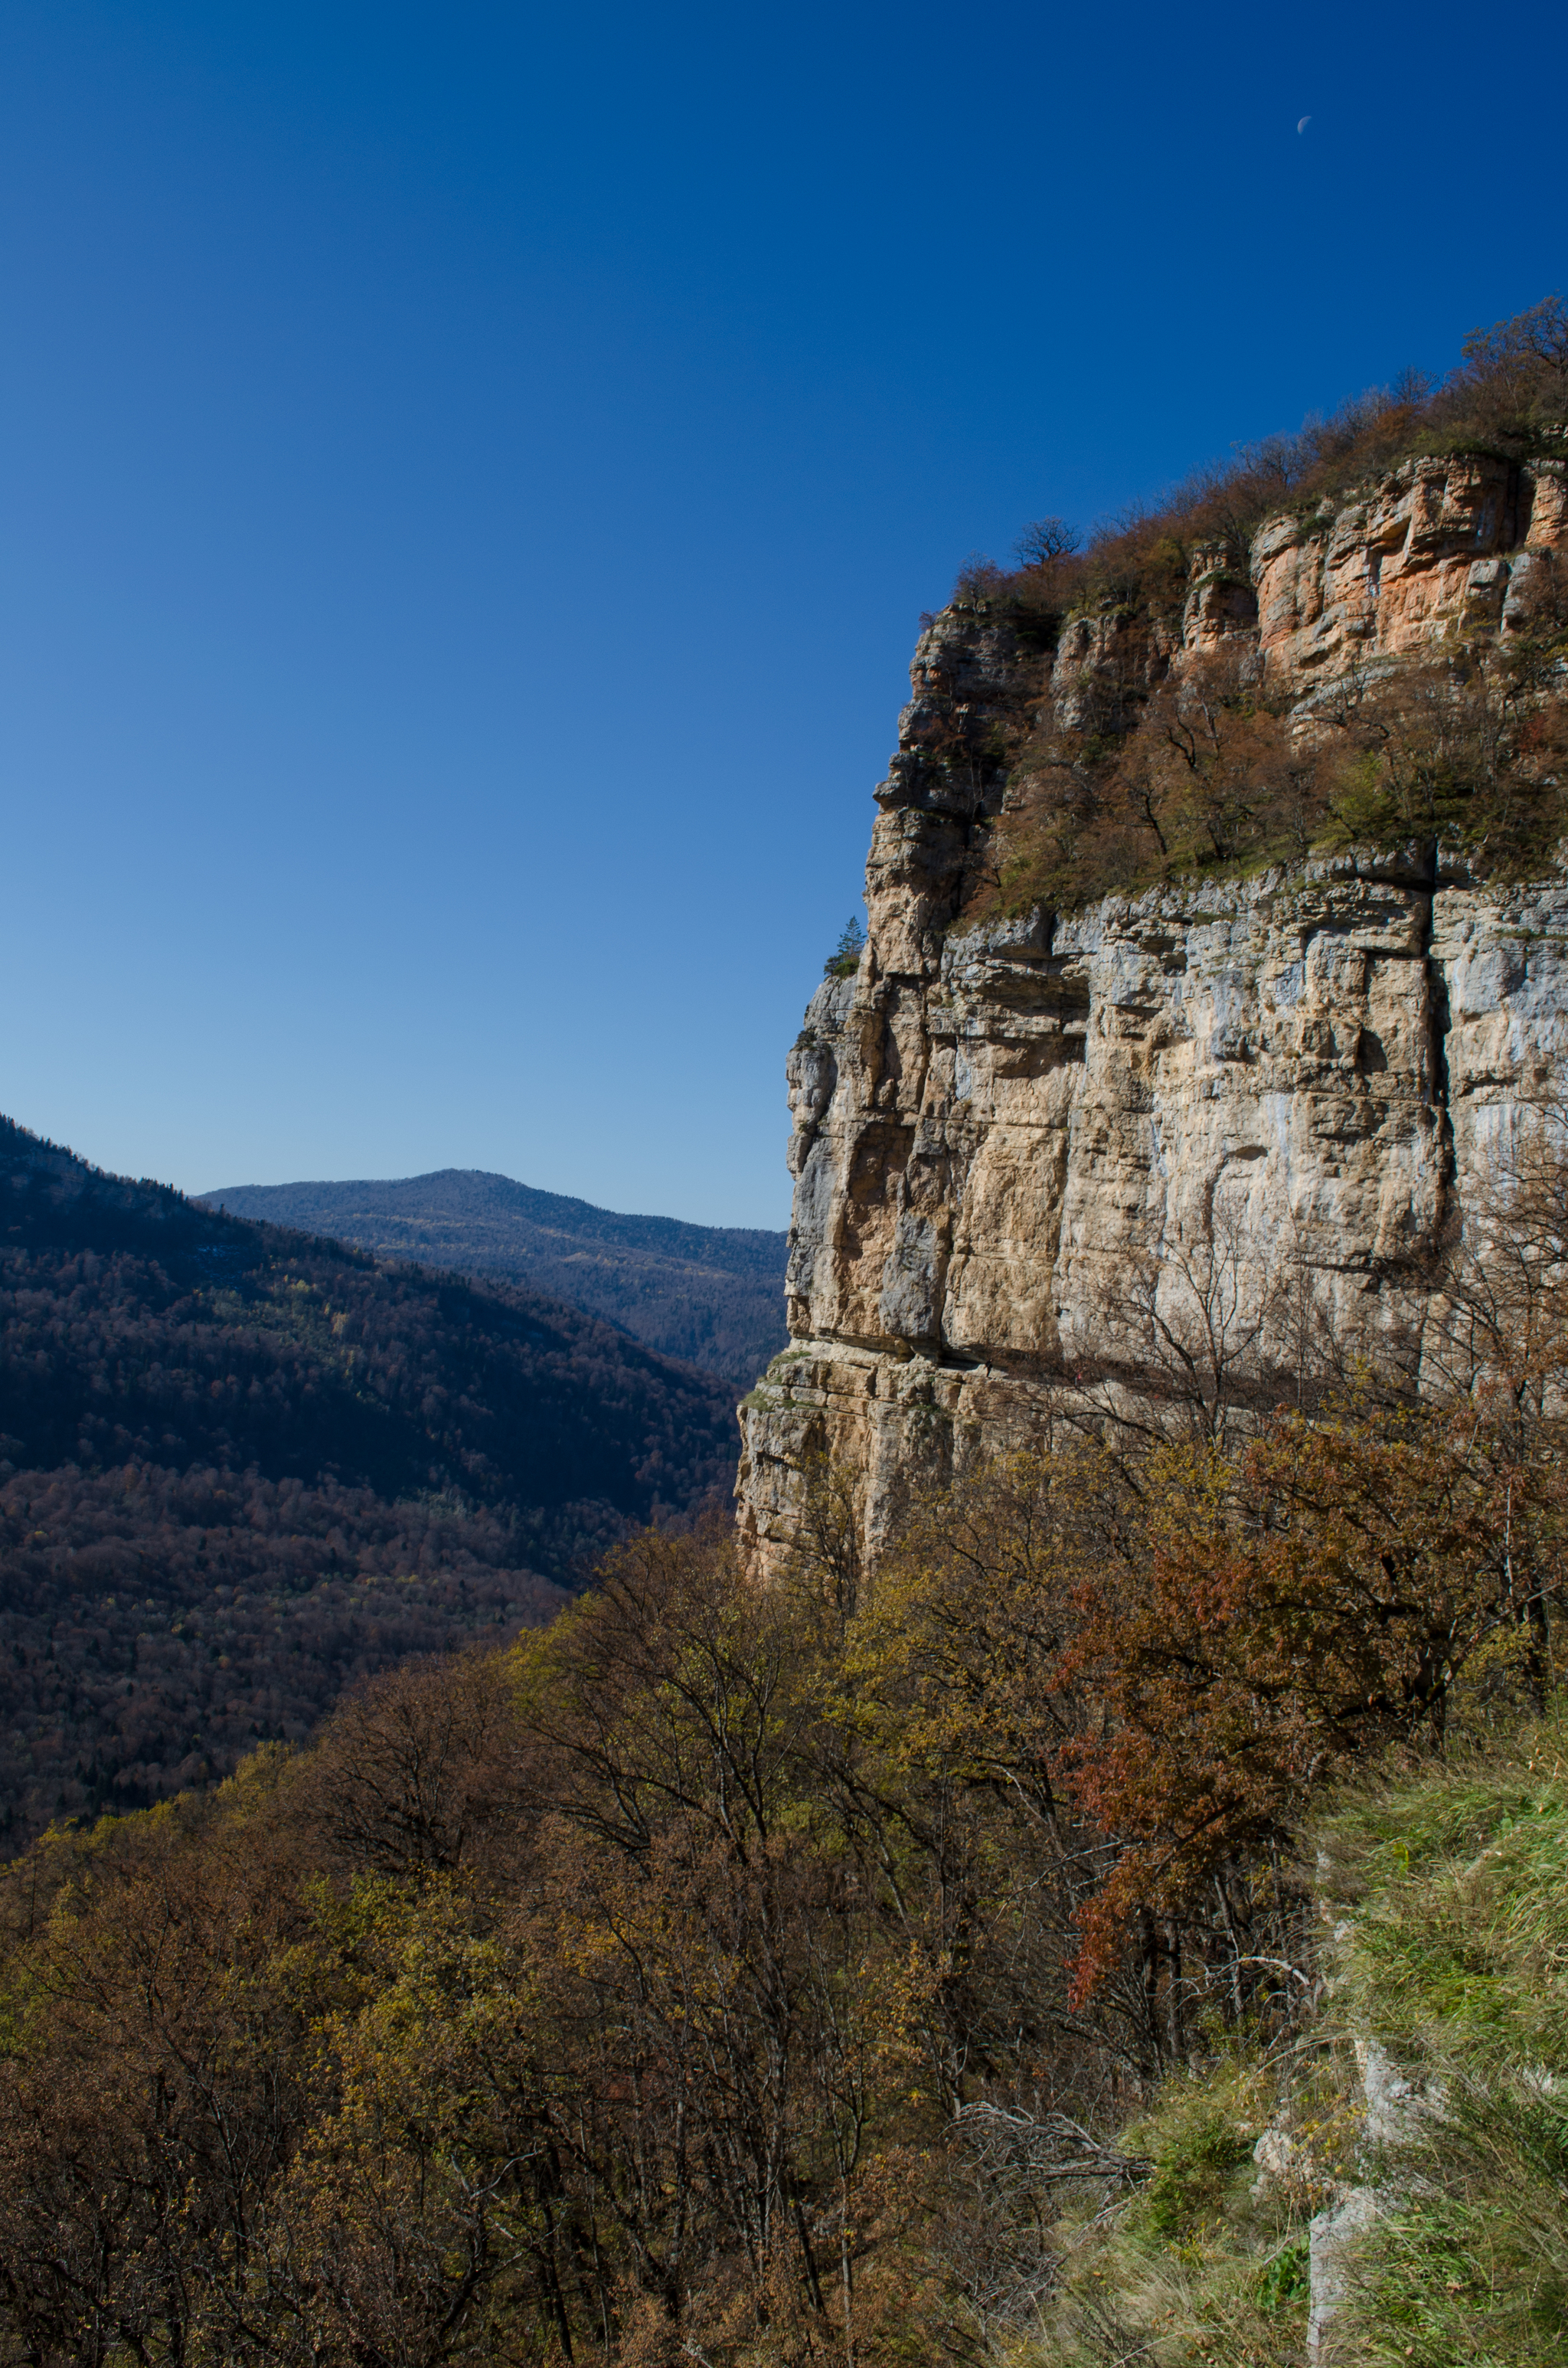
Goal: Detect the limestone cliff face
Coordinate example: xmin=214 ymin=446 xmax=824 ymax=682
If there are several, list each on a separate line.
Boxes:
xmin=736 ymin=456 xmax=1568 ymax=1572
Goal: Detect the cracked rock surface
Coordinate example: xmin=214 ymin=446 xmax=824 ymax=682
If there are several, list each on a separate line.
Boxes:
xmin=737 ymin=457 xmax=1568 ymax=1575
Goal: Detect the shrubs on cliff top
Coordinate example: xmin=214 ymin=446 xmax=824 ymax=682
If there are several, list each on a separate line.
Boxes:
xmin=962 ymin=565 xmax=1568 ymax=918
xmin=936 ymin=301 xmax=1568 ymax=921
xmin=960 ymin=296 xmax=1568 ymax=634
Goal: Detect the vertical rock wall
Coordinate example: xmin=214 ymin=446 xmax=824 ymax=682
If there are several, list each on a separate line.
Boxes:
xmin=736 ymin=457 xmax=1568 ymax=1575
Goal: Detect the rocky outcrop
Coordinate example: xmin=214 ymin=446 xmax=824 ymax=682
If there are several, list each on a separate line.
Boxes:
xmin=1256 ymin=453 xmax=1567 ymax=692
xmin=736 ymin=456 xmax=1568 ymax=1575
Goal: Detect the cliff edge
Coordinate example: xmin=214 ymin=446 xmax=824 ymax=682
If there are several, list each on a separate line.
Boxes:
xmin=737 ymin=450 xmax=1568 ymax=1573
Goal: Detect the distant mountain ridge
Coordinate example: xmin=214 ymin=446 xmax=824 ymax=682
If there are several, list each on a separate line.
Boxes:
xmin=199 ymin=1169 xmax=789 ymax=1388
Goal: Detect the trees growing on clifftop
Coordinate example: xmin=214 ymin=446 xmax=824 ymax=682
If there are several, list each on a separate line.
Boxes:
xmin=978 ymin=296 xmax=1568 ymax=636
xmin=946 ymin=296 xmax=1568 ymax=921
xmin=971 ymin=574 xmax=1568 ymax=921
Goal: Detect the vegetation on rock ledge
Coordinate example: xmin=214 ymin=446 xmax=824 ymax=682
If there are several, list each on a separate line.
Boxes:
xmin=933 ymin=299 xmax=1568 ymax=921
xmin=962 ymin=296 xmax=1568 ymax=634
xmin=968 ymin=614 xmax=1568 ymax=921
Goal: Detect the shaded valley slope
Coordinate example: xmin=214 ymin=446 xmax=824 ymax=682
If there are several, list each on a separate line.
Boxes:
xmin=0 ymin=1117 xmax=739 ymax=1849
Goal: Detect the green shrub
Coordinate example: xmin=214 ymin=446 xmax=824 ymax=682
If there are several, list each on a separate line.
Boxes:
xmin=1255 ymin=2237 xmax=1309 ymax=2313
xmin=823 ymin=915 xmax=864 ymax=977
xmin=1142 ymin=2106 xmax=1254 ymax=2238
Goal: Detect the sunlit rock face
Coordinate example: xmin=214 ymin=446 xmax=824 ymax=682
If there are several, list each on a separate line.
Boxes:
xmin=1254 ymin=455 xmax=1568 ymax=690
xmin=735 ymin=457 xmax=1568 ymax=1577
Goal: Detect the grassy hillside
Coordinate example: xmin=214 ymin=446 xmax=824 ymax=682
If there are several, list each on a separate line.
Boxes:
xmin=0 ymin=1115 xmax=740 ymax=1848
xmin=1001 ymin=1716 xmax=1568 ymax=2365
xmin=201 ymin=1167 xmax=789 ymax=1387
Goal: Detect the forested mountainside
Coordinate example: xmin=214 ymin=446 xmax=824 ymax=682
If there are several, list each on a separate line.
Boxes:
xmin=201 ymin=1169 xmax=788 ymax=1388
xmin=0 ymin=1116 xmax=737 ymax=1849
xmin=2 ymin=1421 xmax=1562 ymax=2365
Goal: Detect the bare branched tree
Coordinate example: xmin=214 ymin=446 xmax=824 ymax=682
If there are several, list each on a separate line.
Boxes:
xmin=788 ymin=1444 xmax=865 ymax=1630
xmin=1013 ymin=514 xmax=1082 ymax=568
xmin=1419 ymin=1094 xmax=1568 ymax=1699
xmin=1074 ymin=1188 xmax=1287 ymax=1452
xmin=1429 ymin=1095 xmax=1568 ymax=1440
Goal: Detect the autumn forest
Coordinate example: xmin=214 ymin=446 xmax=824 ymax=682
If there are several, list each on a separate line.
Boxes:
xmin=2 ymin=1089 xmax=1567 ymax=2363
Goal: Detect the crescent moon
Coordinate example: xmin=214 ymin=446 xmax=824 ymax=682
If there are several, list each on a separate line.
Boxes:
xmin=1297 ymin=115 xmax=1312 ymax=132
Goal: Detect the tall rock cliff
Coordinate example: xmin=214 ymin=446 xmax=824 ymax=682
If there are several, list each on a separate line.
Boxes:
xmin=737 ymin=454 xmax=1568 ymax=1573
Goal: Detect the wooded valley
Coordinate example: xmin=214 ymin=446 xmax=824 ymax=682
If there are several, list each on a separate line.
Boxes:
xmin=201 ymin=1172 xmax=788 ymax=1391
xmin=0 ymin=1117 xmax=737 ymax=1849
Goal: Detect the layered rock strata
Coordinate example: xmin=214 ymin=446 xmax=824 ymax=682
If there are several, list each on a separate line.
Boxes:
xmin=736 ymin=456 xmax=1568 ymax=1575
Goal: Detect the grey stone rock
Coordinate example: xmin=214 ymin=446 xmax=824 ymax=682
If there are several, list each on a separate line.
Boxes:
xmin=1308 ymin=2186 xmax=1380 ymax=2363
xmin=737 ymin=458 xmax=1568 ymax=1577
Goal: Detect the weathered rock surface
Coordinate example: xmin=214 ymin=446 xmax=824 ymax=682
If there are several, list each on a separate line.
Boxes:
xmin=737 ymin=456 xmax=1568 ymax=1575
xmin=1306 ymin=2185 xmax=1381 ymax=2364
xmin=1256 ymin=454 xmax=1567 ymax=693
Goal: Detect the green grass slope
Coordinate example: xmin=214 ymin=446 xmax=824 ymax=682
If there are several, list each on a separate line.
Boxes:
xmin=997 ymin=1718 xmax=1568 ymax=2365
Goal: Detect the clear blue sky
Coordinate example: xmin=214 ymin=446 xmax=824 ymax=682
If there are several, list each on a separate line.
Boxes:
xmin=3 ymin=0 xmax=1562 ymax=1226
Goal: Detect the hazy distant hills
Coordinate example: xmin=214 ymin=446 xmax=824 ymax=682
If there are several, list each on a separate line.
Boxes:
xmin=0 ymin=1117 xmax=740 ymax=1850
xmin=199 ymin=1169 xmax=789 ymax=1388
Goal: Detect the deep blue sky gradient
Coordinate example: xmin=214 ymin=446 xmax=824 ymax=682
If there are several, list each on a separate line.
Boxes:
xmin=3 ymin=0 xmax=1563 ymax=1223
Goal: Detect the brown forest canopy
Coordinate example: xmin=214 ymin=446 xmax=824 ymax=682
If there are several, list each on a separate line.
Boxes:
xmin=0 ymin=1115 xmax=739 ymax=1849
xmin=0 ymin=1401 xmax=1555 ymax=2363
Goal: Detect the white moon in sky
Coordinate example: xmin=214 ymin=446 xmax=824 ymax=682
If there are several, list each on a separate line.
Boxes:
xmin=1297 ymin=115 xmax=1312 ymax=132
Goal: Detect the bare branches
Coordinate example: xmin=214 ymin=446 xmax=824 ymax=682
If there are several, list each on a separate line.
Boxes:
xmin=1429 ymin=1094 xmax=1568 ymax=1440
xmin=1013 ymin=516 xmax=1083 ymax=568
xmin=949 ymin=2101 xmax=1152 ymax=2195
xmin=1072 ymin=1189 xmax=1294 ymax=1456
